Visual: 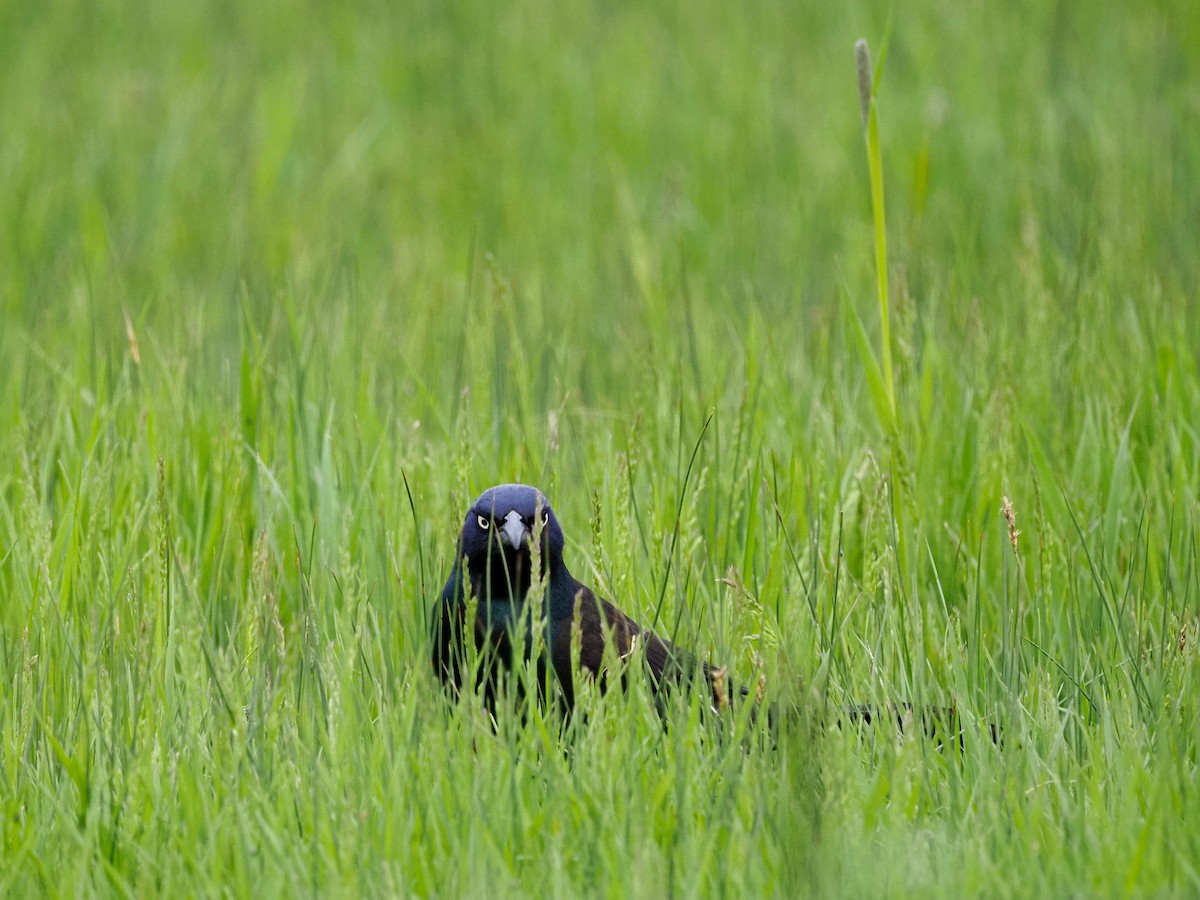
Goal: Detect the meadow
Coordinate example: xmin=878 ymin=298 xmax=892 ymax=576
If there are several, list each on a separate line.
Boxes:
xmin=2 ymin=0 xmax=1199 ymax=895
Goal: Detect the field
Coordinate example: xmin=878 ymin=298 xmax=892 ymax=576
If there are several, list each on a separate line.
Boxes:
xmin=3 ymin=0 xmax=1199 ymax=895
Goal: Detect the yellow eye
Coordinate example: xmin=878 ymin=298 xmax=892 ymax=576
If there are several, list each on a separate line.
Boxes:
xmin=477 ymin=515 xmax=490 ymax=530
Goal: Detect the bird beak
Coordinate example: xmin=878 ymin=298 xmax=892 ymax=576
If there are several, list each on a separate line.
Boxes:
xmin=500 ymin=510 xmax=528 ymax=549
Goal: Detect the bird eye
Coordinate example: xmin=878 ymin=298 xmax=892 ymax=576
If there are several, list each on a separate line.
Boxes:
xmin=477 ymin=515 xmax=490 ymax=530
xmin=541 ymin=510 xmax=549 ymax=525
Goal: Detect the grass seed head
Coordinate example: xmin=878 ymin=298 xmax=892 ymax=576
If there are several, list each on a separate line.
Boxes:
xmin=1002 ymin=495 xmax=1021 ymax=553
xmin=712 ymin=666 xmax=729 ymax=711
xmin=855 ymin=39 xmax=872 ymax=130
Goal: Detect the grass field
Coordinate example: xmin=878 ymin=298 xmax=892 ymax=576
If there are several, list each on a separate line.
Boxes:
xmin=3 ymin=0 xmax=1200 ymax=895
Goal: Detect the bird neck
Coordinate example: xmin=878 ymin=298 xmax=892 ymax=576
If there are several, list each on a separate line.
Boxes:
xmin=545 ymin=561 xmax=585 ymax=621
xmin=473 ymin=548 xmax=548 ymax=603
xmin=472 ymin=553 xmax=575 ymax=614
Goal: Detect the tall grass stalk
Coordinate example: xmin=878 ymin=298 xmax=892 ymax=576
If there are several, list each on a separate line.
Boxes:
xmin=855 ymin=38 xmax=897 ymax=431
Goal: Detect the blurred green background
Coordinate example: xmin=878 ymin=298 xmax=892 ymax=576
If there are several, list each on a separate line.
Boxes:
xmin=2 ymin=0 xmax=1199 ymax=895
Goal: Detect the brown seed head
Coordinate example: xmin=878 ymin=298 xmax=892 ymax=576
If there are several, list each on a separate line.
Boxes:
xmin=712 ymin=666 xmax=729 ymax=711
xmin=1002 ymin=496 xmax=1021 ymax=553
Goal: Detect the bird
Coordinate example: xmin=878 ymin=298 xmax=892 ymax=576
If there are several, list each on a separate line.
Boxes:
xmin=430 ymin=483 xmax=724 ymax=715
xmin=430 ymin=484 xmax=997 ymax=746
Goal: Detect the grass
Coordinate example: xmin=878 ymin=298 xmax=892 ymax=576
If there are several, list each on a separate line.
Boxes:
xmin=2 ymin=0 xmax=1200 ymax=895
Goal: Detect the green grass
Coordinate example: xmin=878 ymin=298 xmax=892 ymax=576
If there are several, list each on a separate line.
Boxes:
xmin=3 ymin=0 xmax=1200 ymax=895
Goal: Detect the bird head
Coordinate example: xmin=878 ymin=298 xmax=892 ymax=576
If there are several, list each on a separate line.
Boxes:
xmin=457 ymin=484 xmax=565 ymax=600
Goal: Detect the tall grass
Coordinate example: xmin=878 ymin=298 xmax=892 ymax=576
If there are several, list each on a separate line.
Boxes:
xmin=2 ymin=0 xmax=1200 ymax=895
xmin=854 ymin=36 xmax=897 ymax=433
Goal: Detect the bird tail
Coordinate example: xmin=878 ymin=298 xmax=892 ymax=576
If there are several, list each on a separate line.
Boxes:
xmin=833 ymin=702 xmax=1003 ymax=748
xmin=701 ymin=668 xmax=1001 ymax=749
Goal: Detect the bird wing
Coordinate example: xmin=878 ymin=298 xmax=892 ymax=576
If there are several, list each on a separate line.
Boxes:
xmin=430 ymin=573 xmax=467 ymax=691
xmin=550 ymin=584 xmax=710 ymax=702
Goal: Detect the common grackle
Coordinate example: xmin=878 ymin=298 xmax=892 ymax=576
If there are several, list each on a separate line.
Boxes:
xmin=431 ymin=484 xmax=997 ymax=746
xmin=431 ymin=483 xmax=722 ymax=713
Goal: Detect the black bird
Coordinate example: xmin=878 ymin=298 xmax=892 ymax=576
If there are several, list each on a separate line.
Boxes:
xmin=431 ymin=484 xmax=997 ymax=746
xmin=431 ymin=483 xmax=722 ymax=713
